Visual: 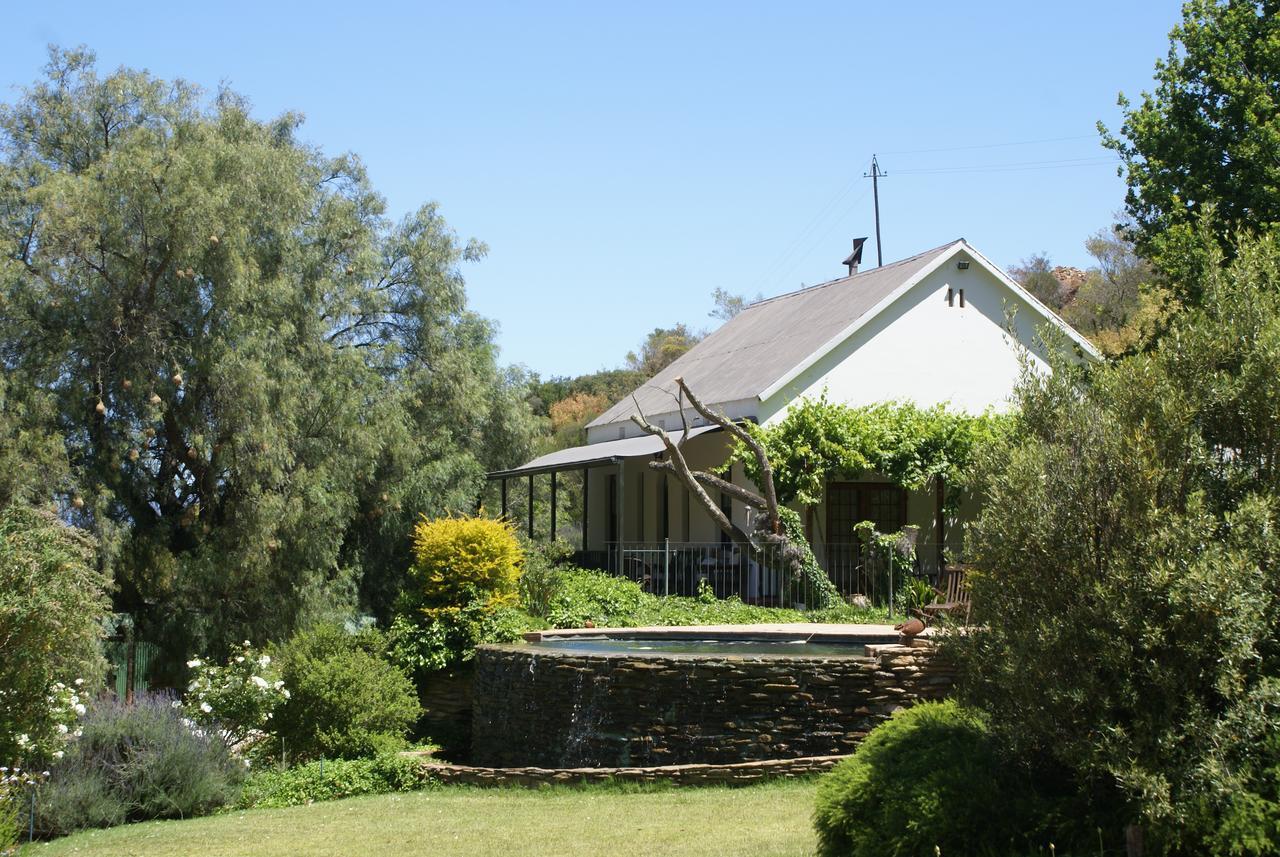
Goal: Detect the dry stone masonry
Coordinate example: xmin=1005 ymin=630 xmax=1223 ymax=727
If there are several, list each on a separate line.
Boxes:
xmin=471 ymin=639 xmax=953 ymax=768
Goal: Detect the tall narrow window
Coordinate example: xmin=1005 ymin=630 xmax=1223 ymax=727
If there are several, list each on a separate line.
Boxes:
xmin=719 ymin=490 xmax=732 ymax=547
xmin=660 ymin=474 xmax=670 ymax=541
xmin=682 ymin=487 xmax=691 ymax=541
xmin=637 ymin=475 xmax=645 ymax=544
xmin=607 ymin=474 xmax=618 ymax=544
xmin=958 ymin=288 xmax=966 ymax=308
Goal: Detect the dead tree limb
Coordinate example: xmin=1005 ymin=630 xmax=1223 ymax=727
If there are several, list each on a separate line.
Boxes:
xmin=628 ymin=398 xmax=742 ymax=542
xmin=674 ymin=377 xmax=781 ymax=535
xmin=647 ymin=460 xmax=766 ymax=510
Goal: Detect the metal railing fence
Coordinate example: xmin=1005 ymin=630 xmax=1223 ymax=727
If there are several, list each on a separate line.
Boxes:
xmin=592 ymin=539 xmax=951 ymax=610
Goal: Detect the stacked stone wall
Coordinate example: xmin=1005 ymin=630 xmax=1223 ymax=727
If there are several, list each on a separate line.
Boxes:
xmin=471 ymin=640 xmax=953 ymax=768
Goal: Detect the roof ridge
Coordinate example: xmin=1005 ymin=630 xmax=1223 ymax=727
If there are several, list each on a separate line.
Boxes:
xmin=742 ymin=238 xmax=965 ymax=310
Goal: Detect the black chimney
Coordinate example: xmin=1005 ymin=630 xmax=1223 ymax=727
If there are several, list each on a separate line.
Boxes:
xmin=843 ymin=238 xmax=868 ymax=276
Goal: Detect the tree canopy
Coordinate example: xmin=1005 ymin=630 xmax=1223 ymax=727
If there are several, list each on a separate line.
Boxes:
xmin=955 ymin=229 xmax=1280 ymax=852
xmin=0 ymin=48 xmax=535 ymax=663
xmin=1102 ymin=0 xmax=1280 ymax=297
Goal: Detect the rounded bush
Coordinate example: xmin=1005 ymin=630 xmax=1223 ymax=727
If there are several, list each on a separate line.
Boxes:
xmin=814 ymin=700 xmax=1040 ymax=857
xmin=270 ymin=625 xmax=421 ymax=761
xmin=410 ymin=516 xmax=523 ymax=608
xmin=37 ymin=693 xmax=242 ymax=835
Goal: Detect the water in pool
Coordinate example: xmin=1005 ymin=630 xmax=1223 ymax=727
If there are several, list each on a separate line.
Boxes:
xmin=527 ymin=637 xmax=893 ymax=657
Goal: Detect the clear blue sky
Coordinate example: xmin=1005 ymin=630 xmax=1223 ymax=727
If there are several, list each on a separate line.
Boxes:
xmin=3 ymin=2 xmax=1181 ymax=378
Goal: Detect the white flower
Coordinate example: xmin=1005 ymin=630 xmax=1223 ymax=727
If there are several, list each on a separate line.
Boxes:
xmin=258 ymin=655 xmax=271 ymax=667
xmin=200 ymin=702 xmax=213 ymax=714
xmin=73 ymin=703 xmax=86 ymax=716
xmin=187 ymin=659 xmax=203 ymax=669
xmin=15 ymin=734 xmax=30 ymax=749
xmin=234 ymin=656 xmax=245 ymax=664
xmin=273 ymin=680 xmax=285 ymax=690
xmin=57 ymin=723 xmax=68 ymax=735
xmin=281 ymin=689 xmax=291 ymax=699
xmin=74 ymin=678 xmax=84 ymax=686
xmin=243 ymin=640 xmax=251 ymax=647
xmin=72 ymin=729 xmax=82 ymax=738
xmin=250 ymin=675 xmax=269 ymax=689
xmin=51 ymin=751 xmax=63 ymax=760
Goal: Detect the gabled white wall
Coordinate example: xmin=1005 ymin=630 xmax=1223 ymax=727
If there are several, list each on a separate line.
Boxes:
xmin=759 ymin=253 xmax=1055 ymax=422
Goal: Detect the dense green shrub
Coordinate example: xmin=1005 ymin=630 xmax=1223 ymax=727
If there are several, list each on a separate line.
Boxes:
xmin=409 ymin=516 xmax=524 ymax=609
xmin=541 ymin=567 xmax=892 ymax=629
xmin=814 ymin=701 xmax=1042 ymax=857
xmin=953 ymin=232 xmax=1280 ymax=852
xmin=36 ymin=694 xmax=242 ymax=835
xmin=270 ymin=625 xmax=420 ymax=761
xmin=389 ymin=601 xmax=535 ymax=674
xmin=237 ymin=754 xmax=435 ymax=809
xmin=0 ymin=504 xmax=108 ymax=766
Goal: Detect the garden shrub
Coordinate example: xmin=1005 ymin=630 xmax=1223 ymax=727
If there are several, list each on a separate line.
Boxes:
xmin=0 ymin=503 xmax=108 ymax=766
xmin=813 ymin=700 xmax=1042 ymax=857
xmin=36 ymin=693 xmax=242 ymax=835
xmin=236 ymin=753 xmax=435 ymax=809
xmin=270 ymin=625 xmax=420 ymax=761
xmin=409 ymin=515 xmax=523 ymax=609
xmin=181 ymin=641 xmax=289 ymax=749
xmin=951 ymin=232 xmax=1280 ymax=851
xmin=389 ymin=601 xmax=534 ymax=675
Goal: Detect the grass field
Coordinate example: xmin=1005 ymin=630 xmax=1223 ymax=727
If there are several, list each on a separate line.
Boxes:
xmin=26 ymin=781 xmax=819 ymax=857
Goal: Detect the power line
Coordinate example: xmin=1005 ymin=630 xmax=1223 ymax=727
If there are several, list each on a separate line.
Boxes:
xmin=746 ymin=158 xmax=874 ymax=295
xmin=879 ymin=133 xmax=1100 ymax=157
xmin=894 ymin=157 xmax=1121 ymax=176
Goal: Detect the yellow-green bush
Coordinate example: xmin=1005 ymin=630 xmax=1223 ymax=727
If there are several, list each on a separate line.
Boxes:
xmin=409 ymin=516 xmax=523 ymax=608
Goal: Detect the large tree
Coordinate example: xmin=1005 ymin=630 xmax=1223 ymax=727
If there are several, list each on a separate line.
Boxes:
xmin=1102 ymin=0 xmax=1280 ymax=298
xmin=0 ymin=49 xmax=534 ymax=661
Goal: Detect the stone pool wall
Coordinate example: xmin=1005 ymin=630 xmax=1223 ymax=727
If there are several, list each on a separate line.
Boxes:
xmin=470 ymin=640 xmax=953 ymax=767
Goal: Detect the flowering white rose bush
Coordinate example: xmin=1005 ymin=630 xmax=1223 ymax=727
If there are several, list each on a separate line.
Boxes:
xmin=181 ymin=642 xmax=288 ymax=749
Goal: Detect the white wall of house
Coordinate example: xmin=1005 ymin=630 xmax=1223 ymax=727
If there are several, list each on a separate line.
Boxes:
xmin=759 ymin=255 xmax=1054 ymax=423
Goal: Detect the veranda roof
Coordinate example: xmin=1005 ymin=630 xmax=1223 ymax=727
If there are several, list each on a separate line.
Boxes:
xmin=489 ymin=425 xmax=722 ymax=479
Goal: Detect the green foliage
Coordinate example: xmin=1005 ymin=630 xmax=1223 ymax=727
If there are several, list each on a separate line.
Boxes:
xmin=537 ymin=566 xmax=888 ymax=629
xmin=270 ymin=626 xmax=420 ymax=762
xmin=0 ymin=48 xmax=537 ymax=663
xmin=777 ymin=506 xmax=839 ymax=608
xmin=814 ymin=701 xmax=1043 ymax=857
xmin=0 ymin=503 xmax=107 ymax=766
xmin=408 ymin=516 xmax=524 ymax=610
xmin=1101 ymin=0 xmax=1280 ymax=295
xmin=0 ymin=373 xmax=69 ymax=510
xmin=954 ymin=231 xmax=1280 ymax=850
xmin=181 ymin=642 xmax=288 ymax=750
xmin=729 ymin=396 xmax=1006 ymax=512
xmin=624 ymin=324 xmax=702 ymax=377
xmin=236 ymin=754 xmax=435 ymax=810
xmin=37 ymin=694 xmax=242 ymax=836
xmin=388 ymin=602 xmax=534 ymax=674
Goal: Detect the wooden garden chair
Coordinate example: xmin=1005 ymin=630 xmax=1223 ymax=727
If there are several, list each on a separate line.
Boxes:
xmin=920 ymin=564 xmax=972 ymax=624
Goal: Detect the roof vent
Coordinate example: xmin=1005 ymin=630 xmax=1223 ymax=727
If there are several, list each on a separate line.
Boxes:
xmin=843 ymin=238 xmax=868 ymax=276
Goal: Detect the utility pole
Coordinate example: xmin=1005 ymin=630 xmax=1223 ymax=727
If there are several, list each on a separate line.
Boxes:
xmin=864 ymin=155 xmax=887 ymax=266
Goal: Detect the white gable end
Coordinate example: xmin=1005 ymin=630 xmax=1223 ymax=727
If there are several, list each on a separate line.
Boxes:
xmin=758 ymin=256 xmax=1058 ymax=422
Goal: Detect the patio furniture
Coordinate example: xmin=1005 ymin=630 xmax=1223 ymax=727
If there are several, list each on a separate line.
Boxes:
xmin=920 ymin=563 xmax=972 ymax=623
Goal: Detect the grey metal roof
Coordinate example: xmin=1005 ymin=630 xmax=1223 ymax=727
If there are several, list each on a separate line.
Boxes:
xmin=490 ymin=425 xmax=723 ymax=477
xmin=588 ymin=240 xmax=963 ymax=429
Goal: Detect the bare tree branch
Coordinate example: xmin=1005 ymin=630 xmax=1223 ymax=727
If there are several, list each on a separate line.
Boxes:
xmin=628 ymin=396 xmax=747 ymax=544
xmin=647 ymin=459 xmax=766 ymax=509
xmin=674 ymin=376 xmax=781 ymax=534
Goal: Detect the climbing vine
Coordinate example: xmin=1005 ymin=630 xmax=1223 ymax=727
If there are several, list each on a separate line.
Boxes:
xmin=727 ymin=396 xmax=1010 ymax=515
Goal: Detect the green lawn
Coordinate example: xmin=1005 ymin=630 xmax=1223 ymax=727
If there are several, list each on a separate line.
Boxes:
xmin=27 ymin=781 xmax=819 ymax=857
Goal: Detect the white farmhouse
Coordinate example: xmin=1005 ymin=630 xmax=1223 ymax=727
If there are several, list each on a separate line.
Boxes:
xmin=490 ymin=239 xmax=1097 ymax=603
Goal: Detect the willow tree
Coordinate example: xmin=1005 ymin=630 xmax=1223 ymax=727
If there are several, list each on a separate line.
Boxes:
xmin=0 ymin=48 xmax=534 ymax=663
